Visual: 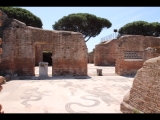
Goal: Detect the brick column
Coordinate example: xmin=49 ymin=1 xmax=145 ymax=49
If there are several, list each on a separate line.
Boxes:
xmin=0 ymin=10 xmax=3 ymax=63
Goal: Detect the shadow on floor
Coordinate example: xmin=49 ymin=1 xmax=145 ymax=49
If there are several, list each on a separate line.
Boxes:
xmin=9 ymin=75 xmax=92 ymax=81
xmin=122 ymin=75 xmax=135 ymax=78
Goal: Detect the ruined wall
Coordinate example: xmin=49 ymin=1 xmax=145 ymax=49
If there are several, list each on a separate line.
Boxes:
xmin=144 ymin=47 xmax=159 ymax=61
xmin=120 ymin=56 xmax=160 ymax=113
xmin=0 ymin=20 xmax=34 ymax=76
xmin=0 ymin=10 xmax=7 ymax=71
xmin=0 ymin=10 xmax=6 ymax=63
xmin=0 ymin=12 xmax=88 ymax=76
xmin=94 ymin=39 xmax=118 ymax=66
xmin=115 ymin=35 xmax=160 ymax=76
xmin=88 ymin=49 xmax=94 ymax=63
xmin=0 ymin=11 xmax=2 ymax=63
xmin=0 ymin=10 xmax=5 ymax=114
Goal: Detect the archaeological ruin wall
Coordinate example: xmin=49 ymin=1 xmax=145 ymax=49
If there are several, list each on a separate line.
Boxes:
xmin=120 ymin=56 xmax=160 ymax=113
xmin=0 ymin=10 xmax=5 ymax=114
xmin=94 ymin=39 xmax=118 ymax=66
xmin=88 ymin=49 xmax=94 ymax=63
xmin=35 ymin=44 xmax=53 ymax=66
xmin=0 ymin=10 xmax=6 ymax=63
xmin=0 ymin=10 xmax=88 ymax=76
xmin=115 ymin=35 xmax=160 ymax=76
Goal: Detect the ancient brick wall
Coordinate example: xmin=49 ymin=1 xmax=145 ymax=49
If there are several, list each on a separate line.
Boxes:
xmin=120 ymin=56 xmax=160 ymax=113
xmin=88 ymin=49 xmax=94 ymax=63
xmin=144 ymin=47 xmax=159 ymax=61
xmin=115 ymin=35 xmax=160 ymax=76
xmin=0 ymin=10 xmax=7 ymax=68
xmin=1 ymin=23 xmax=34 ymax=76
xmin=94 ymin=39 xmax=118 ymax=66
xmin=0 ymin=10 xmax=5 ymax=114
xmin=35 ymin=44 xmax=53 ymax=66
xmin=0 ymin=10 xmax=3 ymax=63
xmin=0 ymin=14 xmax=87 ymax=76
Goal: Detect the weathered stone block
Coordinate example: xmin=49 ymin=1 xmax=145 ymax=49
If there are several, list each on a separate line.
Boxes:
xmin=97 ymin=69 xmax=102 ymax=76
xmin=39 ymin=62 xmax=49 ymax=78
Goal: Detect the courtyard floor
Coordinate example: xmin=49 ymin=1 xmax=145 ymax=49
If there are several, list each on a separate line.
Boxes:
xmin=0 ymin=64 xmax=134 ymax=113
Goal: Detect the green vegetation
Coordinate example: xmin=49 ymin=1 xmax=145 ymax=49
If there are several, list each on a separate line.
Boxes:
xmin=133 ymin=109 xmax=141 ymax=114
xmin=52 ymin=13 xmax=112 ymax=42
xmin=118 ymin=21 xmax=160 ymax=37
xmin=0 ymin=7 xmax=43 ymax=28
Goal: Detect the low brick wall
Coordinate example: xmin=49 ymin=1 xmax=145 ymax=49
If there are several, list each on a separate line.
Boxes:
xmin=94 ymin=39 xmax=118 ymax=66
xmin=115 ymin=35 xmax=160 ymax=76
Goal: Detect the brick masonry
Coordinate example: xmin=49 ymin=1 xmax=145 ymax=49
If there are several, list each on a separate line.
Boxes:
xmin=0 ymin=10 xmax=88 ymax=76
xmin=0 ymin=10 xmax=4 ymax=114
xmin=115 ymin=35 xmax=160 ymax=76
xmin=120 ymin=56 xmax=160 ymax=113
xmin=0 ymin=10 xmax=2 ymax=63
xmin=94 ymin=39 xmax=118 ymax=66
xmin=34 ymin=44 xmax=53 ymax=66
xmin=88 ymin=49 xmax=94 ymax=63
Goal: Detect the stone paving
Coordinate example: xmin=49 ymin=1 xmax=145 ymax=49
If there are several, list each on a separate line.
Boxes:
xmin=0 ymin=64 xmax=134 ymax=113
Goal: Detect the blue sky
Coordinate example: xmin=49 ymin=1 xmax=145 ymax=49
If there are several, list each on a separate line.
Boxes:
xmin=19 ymin=7 xmax=160 ymax=52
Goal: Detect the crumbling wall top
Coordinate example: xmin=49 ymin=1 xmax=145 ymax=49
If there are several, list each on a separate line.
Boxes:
xmin=4 ymin=19 xmax=26 ymax=29
xmin=0 ymin=10 xmax=8 ymax=27
xmin=27 ymin=26 xmax=82 ymax=35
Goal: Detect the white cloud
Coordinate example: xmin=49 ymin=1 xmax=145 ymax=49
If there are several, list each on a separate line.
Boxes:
xmin=127 ymin=14 xmax=143 ymax=22
xmin=110 ymin=7 xmax=145 ymax=20
xmin=126 ymin=8 xmax=159 ymax=22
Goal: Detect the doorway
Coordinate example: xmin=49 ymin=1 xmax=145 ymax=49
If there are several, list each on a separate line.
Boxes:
xmin=42 ymin=50 xmax=52 ymax=76
xmin=43 ymin=51 xmax=52 ymax=66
